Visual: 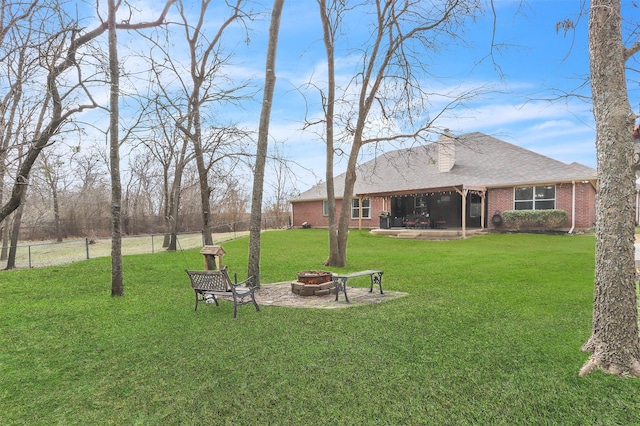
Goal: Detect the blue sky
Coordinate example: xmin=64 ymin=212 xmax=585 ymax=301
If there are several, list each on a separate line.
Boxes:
xmin=221 ymin=0 xmax=601 ymax=191
xmin=95 ymin=1 xmax=639 ymax=194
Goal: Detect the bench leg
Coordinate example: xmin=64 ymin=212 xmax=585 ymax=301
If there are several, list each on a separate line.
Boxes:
xmin=231 ymin=292 xmax=260 ymax=319
xmin=333 ymin=277 xmax=350 ymax=303
xmin=207 ymin=292 xmax=220 ymax=306
xmin=251 ymin=294 xmax=260 ymax=312
xmin=369 ymin=272 xmax=384 ymax=294
xmin=195 ymin=291 xmax=220 ymax=311
xmin=230 ymin=293 xmax=241 ymax=318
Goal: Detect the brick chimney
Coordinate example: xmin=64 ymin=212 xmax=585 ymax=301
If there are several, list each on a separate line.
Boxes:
xmin=438 ymin=129 xmax=455 ymax=172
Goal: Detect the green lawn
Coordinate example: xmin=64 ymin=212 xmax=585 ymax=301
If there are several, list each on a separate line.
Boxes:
xmin=1 ymin=229 xmax=639 ymax=425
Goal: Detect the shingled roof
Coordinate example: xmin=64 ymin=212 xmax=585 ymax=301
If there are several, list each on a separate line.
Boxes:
xmin=293 ymin=132 xmax=597 ymax=201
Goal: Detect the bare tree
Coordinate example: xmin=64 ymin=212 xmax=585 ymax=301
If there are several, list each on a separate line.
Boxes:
xmin=211 ymin=175 xmax=250 ymax=229
xmin=5 ymin=75 xmax=52 ymax=268
xmin=135 ymin=98 xmax=195 ymax=250
xmin=248 ymin=0 xmax=285 ymax=286
xmin=160 ymin=130 xmax=192 ymax=251
xmin=2 ymin=5 xmax=58 ymax=268
xmin=579 ymin=0 xmax=640 ymax=377
xmin=0 ymin=4 xmax=100 ymax=224
xmin=172 ymin=0 xmax=253 ymax=246
xmin=122 ymin=152 xmax=163 ymax=235
xmin=0 ymin=1 xmax=48 ymax=260
xmin=315 ymin=0 xmax=483 ymax=267
xmin=263 ymin=142 xmax=295 ymax=229
xmin=103 ymin=0 xmax=178 ymax=296
xmin=134 ymin=83 xmax=253 ymax=252
xmin=317 ymin=0 xmax=343 ymax=265
xmin=0 ymin=0 xmax=176 ymax=228
xmin=106 ymin=0 xmax=123 ymax=295
xmin=38 ymin=150 xmax=67 ymax=243
xmin=67 ymin=146 xmax=111 ymax=237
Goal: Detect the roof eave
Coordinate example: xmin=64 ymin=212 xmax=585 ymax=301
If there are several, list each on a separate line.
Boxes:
xmin=484 ymin=176 xmax=597 ymax=189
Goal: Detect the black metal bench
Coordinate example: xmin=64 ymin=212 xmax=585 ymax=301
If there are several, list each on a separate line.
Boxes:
xmin=185 ymin=268 xmax=259 ymax=318
xmin=332 ymin=270 xmax=384 ymax=303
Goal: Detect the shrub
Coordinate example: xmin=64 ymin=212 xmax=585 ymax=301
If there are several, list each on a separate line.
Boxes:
xmin=502 ymin=209 xmax=568 ymax=230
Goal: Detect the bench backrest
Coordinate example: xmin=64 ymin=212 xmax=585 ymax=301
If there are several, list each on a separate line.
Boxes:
xmin=185 ymin=268 xmax=231 ymax=292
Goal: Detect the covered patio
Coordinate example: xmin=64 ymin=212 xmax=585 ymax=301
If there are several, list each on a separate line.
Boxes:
xmin=366 ymin=185 xmax=487 ymax=239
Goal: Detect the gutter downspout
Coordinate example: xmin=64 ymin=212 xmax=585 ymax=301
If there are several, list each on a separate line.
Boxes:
xmin=569 ymin=181 xmax=576 ymax=234
xmin=290 ymin=202 xmax=294 ymax=228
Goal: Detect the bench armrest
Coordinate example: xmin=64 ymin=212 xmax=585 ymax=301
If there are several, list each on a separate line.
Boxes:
xmin=231 ymin=275 xmax=256 ymax=288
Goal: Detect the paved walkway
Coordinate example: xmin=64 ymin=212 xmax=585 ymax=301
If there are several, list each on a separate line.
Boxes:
xmin=221 ymin=281 xmax=408 ymax=309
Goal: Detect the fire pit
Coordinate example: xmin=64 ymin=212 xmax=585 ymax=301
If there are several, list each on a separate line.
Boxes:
xmin=291 ymin=270 xmax=335 ymax=296
xmin=296 ymin=270 xmax=332 ymax=285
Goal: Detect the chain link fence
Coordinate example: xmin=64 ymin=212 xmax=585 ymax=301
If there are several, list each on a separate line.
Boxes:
xmin=3 ymin=214 xmax=291 ymax=270
xmin=2 ymin=230 xmax=254 ymax=270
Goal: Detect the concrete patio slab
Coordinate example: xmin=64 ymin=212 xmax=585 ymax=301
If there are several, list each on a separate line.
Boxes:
xmin=219 ymin=281 xmax=408 ymax=309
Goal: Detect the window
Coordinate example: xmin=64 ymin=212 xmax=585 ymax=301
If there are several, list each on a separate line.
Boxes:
xmin=351 ymin=198 xmax=371 ymax=219
xmin=514 ymin=185 xmax=555 ymax=210
xmin=323 ymin=200 xmax=329 ymax=216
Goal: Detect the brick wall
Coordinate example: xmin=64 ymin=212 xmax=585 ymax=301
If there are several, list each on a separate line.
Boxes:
xmin=295 ymin=182 xmax=597 ymax=231
xmin=568 ymin=182 xmax=596 ymax=229
xmin=487 ymin=188 xmax=513 ymax=224
xmin=487 ymin=182 xmax=596 ymax=230
xmin=291 ymin=198 xmax=385 ymax=228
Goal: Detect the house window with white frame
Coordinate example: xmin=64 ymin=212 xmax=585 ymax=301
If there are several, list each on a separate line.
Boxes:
xmin=351 ymin=198 xmax=371 ymax=219
xmin=514 ymin=185 xmax=556 ymax=210
xmin=322 ymin=200 xmax=329 ymax=216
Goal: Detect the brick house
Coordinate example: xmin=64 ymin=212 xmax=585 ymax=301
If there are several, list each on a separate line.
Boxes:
xmin=290 ymin=132 xmax=597 ymax=234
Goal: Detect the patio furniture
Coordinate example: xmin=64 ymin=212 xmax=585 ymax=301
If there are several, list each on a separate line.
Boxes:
xmin=332 ymin=270 xmax=384 ymax=303
xmin=403 ymin=216 xmax=419 ymax=228
xmin=185 ymin=268 xmax=259 ymax=318
xmin=418 ymin=217 xmax=431 ymax=229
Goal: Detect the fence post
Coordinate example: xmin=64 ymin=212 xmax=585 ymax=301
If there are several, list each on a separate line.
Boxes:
xmin=85 ymin=238 xmax=90 ymax=260
xmin=28 ymin=245 xmax=32 ymax=269
xmin=151 ymin=234 xmax=155 ymax=254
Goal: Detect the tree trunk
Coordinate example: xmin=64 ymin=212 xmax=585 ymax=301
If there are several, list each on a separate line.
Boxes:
xmin=319 ymin=0 xmax=341 ymax=267
xmin=248 ymin=0 xmax=284 ymax=286
xmin=580 ymin=0 xmax=640 ymax=377
xmin=5 ymin=203 xmax=24 ymax=270
xmin=0 ymin=224 xmax=8 ymax=261
xmin=44 ymin=161 xmax=63 ymax=243
xmin=166 ymin=166 xmax=184 ymax=252
xmin=190 ymin=90 xmax=213 ymax=245
xmin=108 ymin=0 xmax=124 ymax=297
xmin=332 ymin=141 xmax=361 ymax=267
xmin=52 ymin=182 xmax=62 ymax=242
xmin=162 ymin=163 xmax=171 ymax=248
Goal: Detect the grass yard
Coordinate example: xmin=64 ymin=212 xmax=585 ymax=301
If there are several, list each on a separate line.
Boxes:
xmin=1 ymin=229 xmax=639 ymax=425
